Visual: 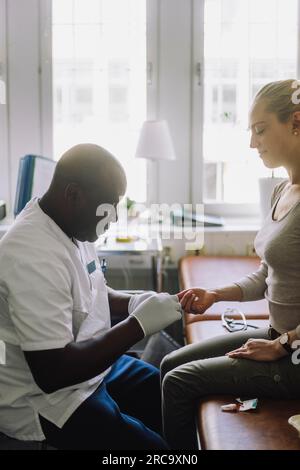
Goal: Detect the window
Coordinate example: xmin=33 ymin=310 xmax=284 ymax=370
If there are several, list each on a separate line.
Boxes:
xmin=0 ymin=0 xmax=9 ymax=208
xmin=202 ymin=0 xmax=297 ymax=206
xmin=52 ymin=0 xmax=147 ymax=202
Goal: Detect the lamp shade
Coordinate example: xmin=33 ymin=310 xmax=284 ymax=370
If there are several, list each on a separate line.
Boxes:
xmin=135 ymin=120 xmax=176 ymax=161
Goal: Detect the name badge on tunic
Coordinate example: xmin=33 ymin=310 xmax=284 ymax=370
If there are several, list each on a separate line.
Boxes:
xmin=87 ymin=260 xmax=96 ymax=274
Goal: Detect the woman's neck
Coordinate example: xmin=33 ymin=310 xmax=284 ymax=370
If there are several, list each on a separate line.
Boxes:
xmin=287 ymin=172 xmax=300 ymax=185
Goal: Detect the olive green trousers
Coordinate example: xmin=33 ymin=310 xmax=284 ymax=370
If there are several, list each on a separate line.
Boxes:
xmin=161 ymin=327 xmax=300 ymax=450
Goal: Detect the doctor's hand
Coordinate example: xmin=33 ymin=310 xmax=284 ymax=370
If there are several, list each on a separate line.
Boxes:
xmin=129 ymin=293 xmax=182 ymax=337
xmin=177 ymin=288 xmax=217 ymax=314
xmin=128 ymin=291 xmax=156 ymax=314
xmin=226 ymin=338 xmax=288 ymax=362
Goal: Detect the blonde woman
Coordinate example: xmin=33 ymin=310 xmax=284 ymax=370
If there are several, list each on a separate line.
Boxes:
xmin=162 ymin=79 xmax=300 ymax=450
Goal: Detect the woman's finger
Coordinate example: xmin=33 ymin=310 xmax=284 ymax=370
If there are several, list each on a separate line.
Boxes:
xmin=226 ymin=345 xmax=248 ymax=355
xmin=226 ymin=350 xmax=249 ymax=358
xmin=185 ymin=294 xmax=196 ymax=312
xmin=180 ymin=291 xmax=193 ymax=309
xmin=179 ymin=291 xmax=190 ymax=308
xmin=246 ymin=338 xmax=255 ymax=344
xmin=177 ymin=290 xmax=188 ymax=300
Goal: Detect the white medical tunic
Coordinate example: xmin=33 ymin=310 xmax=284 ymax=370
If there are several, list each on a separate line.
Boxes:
xmin=0 ymin=198 xmax=111 ymax=441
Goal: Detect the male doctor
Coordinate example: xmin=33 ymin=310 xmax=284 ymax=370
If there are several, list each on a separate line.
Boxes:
xmin=0 ymin=144 xmax=183 ymax=450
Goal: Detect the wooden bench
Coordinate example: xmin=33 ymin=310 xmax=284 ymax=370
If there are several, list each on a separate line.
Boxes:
xmin=179 ymin=255 xmax=300 ymax=450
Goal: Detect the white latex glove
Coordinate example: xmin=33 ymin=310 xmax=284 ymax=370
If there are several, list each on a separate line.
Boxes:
xmin=129 ymin=292 xmax=182 ymax=337
xmin=128 ymin=291 xmax=156 ymax=315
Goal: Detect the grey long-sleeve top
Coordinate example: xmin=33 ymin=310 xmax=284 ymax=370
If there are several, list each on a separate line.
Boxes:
xmin=235 ymin=180 xmax=300 ymax=336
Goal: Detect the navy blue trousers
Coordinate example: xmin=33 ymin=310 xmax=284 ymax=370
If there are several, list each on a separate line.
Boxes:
xmin=39 ymin=355 xmax=169 ymax=450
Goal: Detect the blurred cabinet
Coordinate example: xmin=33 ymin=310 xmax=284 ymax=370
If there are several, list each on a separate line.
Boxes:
xmin=96 ymin=235 xmax=163 ymax=292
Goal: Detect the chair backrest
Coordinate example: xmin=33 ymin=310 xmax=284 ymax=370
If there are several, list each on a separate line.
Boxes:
xmin=14 ymin=155 xmax=56 ymax=217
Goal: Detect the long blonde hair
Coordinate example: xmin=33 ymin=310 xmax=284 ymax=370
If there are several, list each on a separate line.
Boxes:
xmin=254 ymin=79 xmax=300 ymax=123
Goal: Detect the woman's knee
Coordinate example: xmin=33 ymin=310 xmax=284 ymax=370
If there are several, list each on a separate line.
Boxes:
xmin=160 ymin=349 xmax=185 ymax=380
xmin=162 ymin=365 xmax=198 ymax=402
xmin=162 ymin=369 xmax=181 ymax=403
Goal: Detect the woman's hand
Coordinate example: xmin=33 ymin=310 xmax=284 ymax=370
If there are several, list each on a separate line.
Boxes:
xmin=177 ymin=288 xmax=217 ymax=314
xmin=226 ymin=338 xmax=288 ymax=362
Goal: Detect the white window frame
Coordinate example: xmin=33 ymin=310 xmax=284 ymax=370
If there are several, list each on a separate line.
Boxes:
xmin=146 ymin=0 xmax=159 ymax=204
xmin=0 ymin=0 xmax=53 ymax=217
xmin=0 ymin=0 xmax=10 ymax=211
xmin=192 ymin=0 xmax=300 ymax=218
xmin=39 ymin=0 xmax=53 ymax=161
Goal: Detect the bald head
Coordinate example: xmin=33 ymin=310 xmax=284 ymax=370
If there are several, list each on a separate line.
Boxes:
xmin=52 ymin=143 xmax=127 ymax=199
xmin=42 ymin=144 xmax=127 ymax=242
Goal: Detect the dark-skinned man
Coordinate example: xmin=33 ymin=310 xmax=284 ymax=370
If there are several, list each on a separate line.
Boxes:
xmin=0 ymin=144 xmax=182 ymax=450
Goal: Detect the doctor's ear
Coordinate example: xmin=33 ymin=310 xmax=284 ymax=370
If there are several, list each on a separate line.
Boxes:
xmin=64 ymin=183 xmax=86 ymax=209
